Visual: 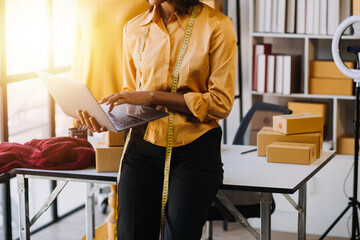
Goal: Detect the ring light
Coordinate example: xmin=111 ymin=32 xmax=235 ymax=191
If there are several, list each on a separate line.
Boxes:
xmin=331 ymin=14 xmax=360 ymax=81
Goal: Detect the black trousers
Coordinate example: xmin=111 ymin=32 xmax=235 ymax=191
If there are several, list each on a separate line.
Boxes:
xmin=116 ymin=127 xmax=223 ymax=240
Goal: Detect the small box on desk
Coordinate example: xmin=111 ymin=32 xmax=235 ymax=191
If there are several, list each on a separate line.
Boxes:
xmin=337 ymin=135 xmax=359 ymax=155
xmin=95 ymin=145 xmax=124 ymax=172
xmin=257 ymin=127 xmax=322 ymax=158
xmin=266 ymin=142 xmax=316 ymax=165
xmin=273 ymin=113 xmax=324 ymax=135
xmin=106 ymin=131 xmax=125 ymax=147
xmin=309 ymin=77 xmax=353 ymax=96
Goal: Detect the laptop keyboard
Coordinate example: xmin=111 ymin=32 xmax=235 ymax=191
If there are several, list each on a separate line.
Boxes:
xmin=105 ymin=109 xmax=144 ymax=128
xmin=110 ymin=114 xmax=144 ymax=126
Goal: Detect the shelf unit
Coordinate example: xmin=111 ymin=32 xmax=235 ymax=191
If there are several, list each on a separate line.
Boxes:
xmin=248 ymin=2 xmax=358 ymax=151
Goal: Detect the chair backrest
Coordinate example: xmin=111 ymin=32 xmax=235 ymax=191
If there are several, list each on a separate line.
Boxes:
xmin=233 ymin=102 xmax=292 ymax=145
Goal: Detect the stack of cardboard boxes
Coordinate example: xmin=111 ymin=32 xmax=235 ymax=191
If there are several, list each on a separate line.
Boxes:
xmin=257 ymin=113 xmax=324 ymax=165
xmin=95 ymin=131 xmax=125 ymax=172
xmin=309 ymin=60 xmax=354 ymax=96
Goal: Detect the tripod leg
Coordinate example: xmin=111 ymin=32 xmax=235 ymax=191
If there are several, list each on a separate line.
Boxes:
xmin=354 ymin=205 xmax=360 ymax=239
xmin=318 ymin=204 xmax=351 ymax=240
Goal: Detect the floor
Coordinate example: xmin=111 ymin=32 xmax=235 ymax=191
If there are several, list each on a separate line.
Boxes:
xmin=29 ymin=207 xmax=349 ymax=240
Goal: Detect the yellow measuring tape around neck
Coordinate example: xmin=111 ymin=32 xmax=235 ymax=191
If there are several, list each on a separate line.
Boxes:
xmin=160 ymin=4 xmax=198 ymax=231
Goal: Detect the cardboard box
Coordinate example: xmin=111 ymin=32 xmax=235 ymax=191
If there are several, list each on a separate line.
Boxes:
xmin=309 ymin=60 xmax=355 ymax=79
xmin=309 ymin=77 xmax=353 ymax=96
xmin=105 ymin=131 xmax=125 ymax=147
xmin=337 ymin=135 xmax=359 ymax=155
xmin=267 ymin=142 xmax=316 ymax=165
xmin=273 ymin=113 xmax=324 ymax=135
xmin=95 ymin=146 xmax=124 ymax=172
xmin=287 ymin=101 xmax=327 ymax=122
xmin=257 ymin=127 xmax=323 ymax=158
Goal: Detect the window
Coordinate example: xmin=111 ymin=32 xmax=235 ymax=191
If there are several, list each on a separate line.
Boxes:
xmin=3 ymin=0 xmax=76 ymax=141
xmin=0 ymin=0 xmax=79 ymax=238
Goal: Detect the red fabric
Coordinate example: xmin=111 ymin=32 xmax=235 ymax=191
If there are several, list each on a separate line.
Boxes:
xmin=0 ymin=137 xmax=95 ymax=174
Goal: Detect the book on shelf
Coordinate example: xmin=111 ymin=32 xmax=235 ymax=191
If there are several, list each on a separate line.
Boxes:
xmin=283 ymin=55 xmax=301 ymax=94
xmin=306 ymin=0 xmax=314 ymax=34
xmin=286 ymin=0 xmax=296 ymax=33
xmin=276 ymin=0 xmax=286 ymax=33
xmin=275 ymin=55 xmax=284 ymax=94
xmin=327 ymin=0 xmax=340 ymax=35
xmin=313 ymin=0 xmax=320 ymax=35
xmin=319 ymin=0 xmax=328 ymax=35
xmin=296 ymin=0 xmax=306 ymax=34
xmin=252 ymin=44 xmax=272 ymax=91
xmin=256 ymin=0 xmax=266 ymax=32
xmin=340 ymin=0 xmax=351 ymax=35
xmin=257 ymin=54 xmax=268 ymax=93
xmin=254 ymin=0 xmax=260 ymax=32
xmin=266 ymin=54 xmax=276 ymax=93
xmin=271 ymin=0 xmax=278 ymax=32
xmin=264 ymin=0 xmax=272 ymax=32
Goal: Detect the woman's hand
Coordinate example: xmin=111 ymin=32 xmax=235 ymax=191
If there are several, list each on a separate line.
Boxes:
xmin=99 ymin=91 xmax=191 ymax=114
xmin=76 ymin=110 xmax=108 ymax=133
xmin=99 ymin=91 xmax=154 ymax=112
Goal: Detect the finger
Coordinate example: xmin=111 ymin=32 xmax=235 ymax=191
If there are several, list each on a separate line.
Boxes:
xmin=76 ymin=110 xmax=86 ymax=126
xmin=75 ymin=119 xmax=83 ymax=126
xmin=89 ymin=117 xmax=102 ymax=132
xmin=100 ymin=127 xmax=108 ymax=132
xmin=106 ymin=94 xmax=123 ymax=104
xmin=113 ymin=99 xmax=126 ymax=106
xmin=99 ymin=94 xmax=115 ymax=104
xmin=82 ymin=111 xmax=95 ymax=131
xmin=108 ymin=103 xmax=114 ymax=112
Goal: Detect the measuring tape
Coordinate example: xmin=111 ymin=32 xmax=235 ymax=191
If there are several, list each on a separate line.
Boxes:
xmin=160 ymin=4 xmax=198 ymax=230
xmin=115 ymin=4 xmax=198 ymax=238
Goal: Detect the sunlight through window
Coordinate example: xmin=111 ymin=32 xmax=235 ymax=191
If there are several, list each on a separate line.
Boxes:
xmin=5 ymin=0 xmax=48 ymax=75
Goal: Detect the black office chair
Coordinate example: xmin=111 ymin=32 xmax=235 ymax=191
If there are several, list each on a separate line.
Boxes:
xmin=205 ymin=102 xmax=292 ymax=239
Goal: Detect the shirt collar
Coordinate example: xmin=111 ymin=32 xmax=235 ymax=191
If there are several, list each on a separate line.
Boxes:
xmin=140 ymin=4 xmax=196 ymax=29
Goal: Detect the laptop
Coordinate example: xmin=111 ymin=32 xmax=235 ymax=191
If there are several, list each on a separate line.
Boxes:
xmin=37 ymin=71 xmax=168 ymax=132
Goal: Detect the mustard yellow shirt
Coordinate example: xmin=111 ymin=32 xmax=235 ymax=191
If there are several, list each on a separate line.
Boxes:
xmin=123 ymin=3 xmax=237 ymax=147
xmin=72 ymin=0 xmax=149 ymax=100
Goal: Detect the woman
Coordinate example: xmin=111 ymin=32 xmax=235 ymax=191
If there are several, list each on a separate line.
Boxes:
xmin=77 ymin=0 xmax=237 ymax=239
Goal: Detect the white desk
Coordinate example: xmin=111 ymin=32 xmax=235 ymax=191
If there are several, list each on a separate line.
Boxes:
xmin=14 ymin=145 xmax=335 ymax=240
xmin=220 ymin=145 xmax=336 ymax=240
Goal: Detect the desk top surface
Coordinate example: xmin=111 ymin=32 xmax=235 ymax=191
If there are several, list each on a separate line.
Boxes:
xmin=12 ymin=145 xmax=336 ymax=194
xmin=221 ymin=145 xmax=335 ymax=194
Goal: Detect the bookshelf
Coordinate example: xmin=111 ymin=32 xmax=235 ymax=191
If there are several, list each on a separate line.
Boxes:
xmin=249 ymin=0 xmax=358 ymax=152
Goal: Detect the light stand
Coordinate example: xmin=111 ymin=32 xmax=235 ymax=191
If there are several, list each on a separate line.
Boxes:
xmin=320 ymin=15 xmax=360 ymax=240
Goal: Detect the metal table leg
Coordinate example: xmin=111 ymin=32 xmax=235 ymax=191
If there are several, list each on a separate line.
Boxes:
xmin=17 ymin=174 xmax=30 ymax=240
xmin=216 ymin=191 xmax=260 ymax=239
xmin=260 ymin=192 xmax=272 ymax=240
xmin=298 ymin=183 xmax=307 ymax=240
xmin=86 ymin=183 xmax=95 ymax=240
xmin=2 ymin=179 xmax=12 ymax=239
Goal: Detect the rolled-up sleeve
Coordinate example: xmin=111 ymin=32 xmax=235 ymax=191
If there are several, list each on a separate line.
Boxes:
xmin=184 ymin=17 xmax=237 ymax=122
